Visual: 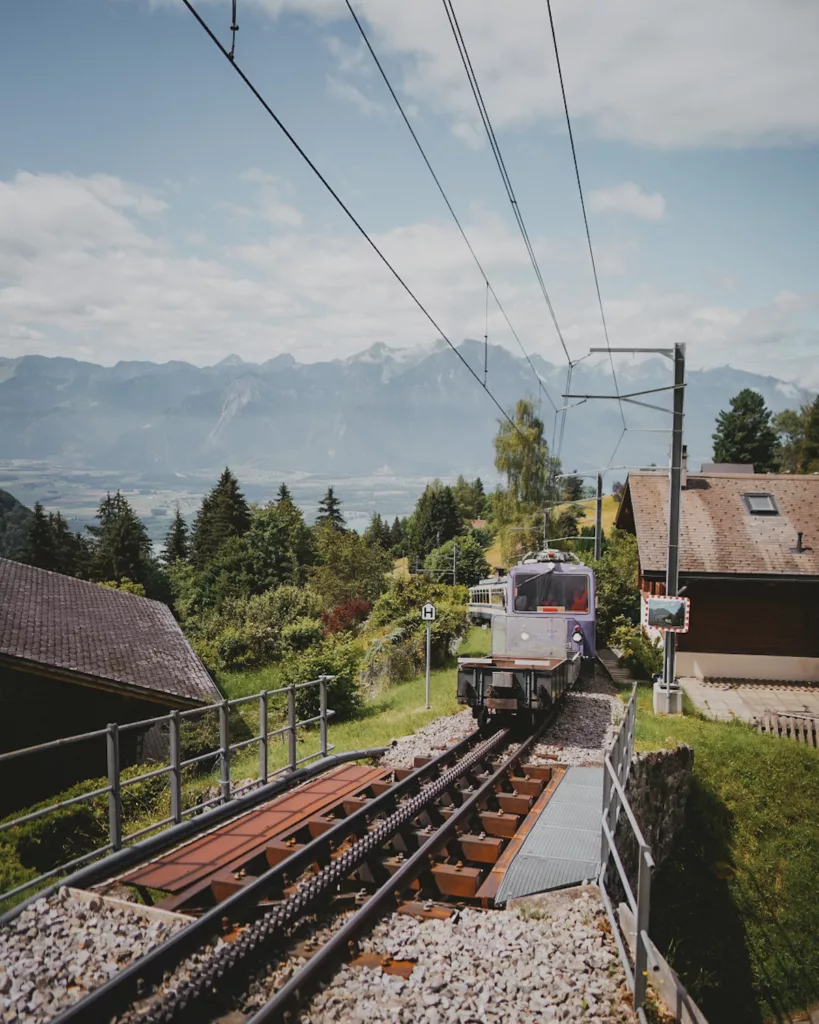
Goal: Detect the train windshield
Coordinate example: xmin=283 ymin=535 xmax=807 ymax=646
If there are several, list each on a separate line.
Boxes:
xmin=513 ymin=571 xmax=590 ymax=614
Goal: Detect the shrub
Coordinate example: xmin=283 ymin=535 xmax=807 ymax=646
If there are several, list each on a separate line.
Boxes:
xmin=281 ymin=617 xmax=324 ymax=652
xmin=0 ymin=766 xmax=168 ymax=903
xmin=322 ymin=598 xmax=372 ymax=635
xmin=610 ymin=618 xmax=663 ymax=680
xmin=281 ymin=635 xmax=365 ymax=723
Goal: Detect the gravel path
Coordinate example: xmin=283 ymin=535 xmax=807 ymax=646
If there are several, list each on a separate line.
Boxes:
xmin=301 ymin=888 xmax=635 ymax=1023
xmin=379 ymin=710 xmax=476 ymax=770
xmin=0 ymin=889 xmax=187 ymax=1024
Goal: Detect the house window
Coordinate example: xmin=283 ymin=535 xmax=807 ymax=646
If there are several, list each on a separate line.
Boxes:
xmin=743 ymin=492 xmax=779 ymax=515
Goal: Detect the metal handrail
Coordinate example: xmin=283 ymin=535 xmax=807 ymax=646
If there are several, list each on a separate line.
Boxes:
xmin=0 ymin=676 xmax=336 ymax=906
xmin=598 ymin=682 xmax=657 ymax=1012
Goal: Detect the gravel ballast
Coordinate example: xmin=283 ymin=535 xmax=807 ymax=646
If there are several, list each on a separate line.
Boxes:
xmin=0 ymin=889 xmax=187 ymax=1024
xmin=302 ymin=888 xmax=635 ymax=1023
xmin=379 ymin=710 xmax=475 ymax=770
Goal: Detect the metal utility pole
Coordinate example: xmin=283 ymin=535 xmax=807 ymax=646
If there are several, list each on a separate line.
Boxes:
xmin=663 ymin=343 xmax=686 ymax=710
xmin=594 ymin=473 xmax=603 ymax=561
xmin=452 ymin=541 xmax=458 ymax=586
xmin=543 ymin=510 xmax=548 ymax=549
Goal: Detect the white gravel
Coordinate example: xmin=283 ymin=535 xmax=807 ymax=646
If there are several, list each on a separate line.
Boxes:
xmin=0 ymin=889 xmax=186 ymax=1024
xmin=379 ymin=710 xmax=476 ymax=770
xmin=301 ymin=888 xmax=635 ymax=1023
xmin=530 ymin=673 xmax=623 ymax=767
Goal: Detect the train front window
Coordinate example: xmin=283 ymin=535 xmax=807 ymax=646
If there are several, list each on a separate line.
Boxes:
xmin=514 ymin=572 xmax=590 ymax=613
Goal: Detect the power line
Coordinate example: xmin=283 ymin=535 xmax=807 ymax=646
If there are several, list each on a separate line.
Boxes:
xmin=180 ymin=0 xmax=523 ymax=437
xmin=440 ymin=0 xmax=572 ymax=370
xmin=343 ymin=0 xmax=557 ymax=413
xmin=545 ymin=0 xmax=626 ymax=432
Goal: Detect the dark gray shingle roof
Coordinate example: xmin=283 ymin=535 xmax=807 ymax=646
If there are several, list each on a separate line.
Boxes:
xmin=0 ymin=558 xmax=220 ymax=705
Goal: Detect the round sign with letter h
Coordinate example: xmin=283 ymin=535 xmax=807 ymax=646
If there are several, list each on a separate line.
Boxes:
xmin=421 ymin=602 xmax=437 ymax=622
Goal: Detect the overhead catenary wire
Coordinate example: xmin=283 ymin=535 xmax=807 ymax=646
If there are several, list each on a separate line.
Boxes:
xmin=440 ymin=0 xmax=572 ymax=369
xmin=440 ymin=0 xmax=572 ymax=471
xmin=180 ymin=0 xmax=524 ymax=437
xmin=343 ymin=0 xmax=557 ymax=413
xmin=545 ymin=0 xmax=626 ymax=433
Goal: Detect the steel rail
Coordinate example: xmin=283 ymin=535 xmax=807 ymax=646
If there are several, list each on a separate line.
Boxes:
xmin=52 ymin=728 xmax=487 ymax=1024
xmin=251 ymin=714 xmax=554 ymax=1023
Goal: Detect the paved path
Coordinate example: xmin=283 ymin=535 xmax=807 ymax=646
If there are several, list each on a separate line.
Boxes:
xmin=682 ymin=677 xmax=819 ymax=722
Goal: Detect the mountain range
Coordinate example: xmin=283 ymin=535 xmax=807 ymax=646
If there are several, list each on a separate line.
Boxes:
xmin=0 ymin=342 xmax=811 ymax=482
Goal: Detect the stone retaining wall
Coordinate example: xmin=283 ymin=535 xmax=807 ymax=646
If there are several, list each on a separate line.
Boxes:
xmin=626 ymin=744 xmax=694 ymax=869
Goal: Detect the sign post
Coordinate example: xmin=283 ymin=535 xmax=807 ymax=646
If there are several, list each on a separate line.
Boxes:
xmin=421 ymin=603 xmax=436 ymax=709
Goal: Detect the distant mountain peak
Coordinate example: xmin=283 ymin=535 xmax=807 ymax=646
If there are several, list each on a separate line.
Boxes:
xmin=213 ymin=354 xmax=248 ymax=368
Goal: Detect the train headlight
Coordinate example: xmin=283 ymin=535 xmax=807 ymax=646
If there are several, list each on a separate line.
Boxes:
xmin=572 ymin=627 xmax=583 ymax=645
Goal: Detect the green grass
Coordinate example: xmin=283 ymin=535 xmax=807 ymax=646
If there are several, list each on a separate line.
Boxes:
xmin=624 ymin=681 xmax=819 ymax=1023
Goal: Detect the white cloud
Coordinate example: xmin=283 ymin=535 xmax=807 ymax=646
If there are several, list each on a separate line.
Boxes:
xmin=326 ymin=75 xmax=384 ymax=116
xmin=589 ymin=182 xmax=666 ymax=221
xmin=234 ymin=0 xmax=819 ymax=149
xmin=1 ymin=170 xmax=817 ymax=388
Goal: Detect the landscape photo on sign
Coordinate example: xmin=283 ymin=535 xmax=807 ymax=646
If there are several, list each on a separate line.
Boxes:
xmin=647 ymin=597 xmax=689 ymax=630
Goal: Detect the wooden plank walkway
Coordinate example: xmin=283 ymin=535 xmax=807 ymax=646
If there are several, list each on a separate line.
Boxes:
xmin=756 ymin=712 xmax=819 ymax=748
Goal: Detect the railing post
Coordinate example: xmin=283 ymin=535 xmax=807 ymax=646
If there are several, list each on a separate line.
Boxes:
xmin=219 ymin=700 xmax=231 ymax=803
xmin=600 ymin=761 xmax=612 ymax=869
xmin=634 ymin=843 xmax=652 ymax=1008
xmin=169 ymin=711 xmax=182 ymax=825
xmin=259 ymin=690 xmax=269 ymax=785
xmin=319 ymin=676 xmax=329 ymax=758
xmin=288 ymin=684 xmax=297 ymax=771
xmin=106 ymin=723 xmax=122 ymax=852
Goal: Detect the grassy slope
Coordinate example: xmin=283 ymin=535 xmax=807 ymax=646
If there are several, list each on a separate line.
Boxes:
xmin=628 ymin=683 xmax=819 ymax=1023
xmin=216 ymin=626 xmax=491 ymax=781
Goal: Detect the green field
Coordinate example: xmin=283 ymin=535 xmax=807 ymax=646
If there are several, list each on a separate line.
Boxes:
xmin=629 ymin=684 xmax=819 ymax=1023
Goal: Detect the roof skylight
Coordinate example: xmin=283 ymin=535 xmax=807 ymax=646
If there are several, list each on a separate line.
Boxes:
xmin=743 ymin=493 xmax=779 ymax=515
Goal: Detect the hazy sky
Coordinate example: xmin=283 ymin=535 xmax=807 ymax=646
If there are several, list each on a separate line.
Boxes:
xmin=2 ymin=0 xmax=818 ymax=386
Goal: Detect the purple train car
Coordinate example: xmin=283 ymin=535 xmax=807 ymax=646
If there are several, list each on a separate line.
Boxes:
xmin=459 ymin=549 xmax=595 ymax=726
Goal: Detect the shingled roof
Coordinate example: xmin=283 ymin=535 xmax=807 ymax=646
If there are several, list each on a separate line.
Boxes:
xmin=0 ymin=559 xmax=220 ymax=706
xmin=617 ymin=473 xmax=819 ymax=578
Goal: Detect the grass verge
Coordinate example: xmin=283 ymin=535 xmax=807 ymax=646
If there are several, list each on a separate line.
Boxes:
xmin=625 ymin=681 xmax=819 ymax=1023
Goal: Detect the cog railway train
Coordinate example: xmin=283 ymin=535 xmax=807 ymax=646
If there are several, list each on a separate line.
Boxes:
xmin=458 ymin=547 xmax=595 ymax=727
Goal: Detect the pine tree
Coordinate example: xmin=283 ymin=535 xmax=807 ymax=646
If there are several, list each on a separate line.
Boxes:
xmin=315 ymin=486 xmax=345 ymax=529
xmin=407 ymin=482 xmax=462 ymax=560
xmin=190 ymin=468 xmax=251 ymax=567
xmin=277 ymin=482 xmax=293 ymax=504
xmin=87 ymin=491 xmax=154 ymax=585
xmin=162 ymin=505 xmax=189 ymax=565
xmin=50 ymin=511 xmax=90 ymax=577
xmin=21 ymin=502 xmax=57 ymax=570
xmin=712 ymin=389 xmax=779 ymax=472
xmin=363 ymin=512 xmax=392 ymax=549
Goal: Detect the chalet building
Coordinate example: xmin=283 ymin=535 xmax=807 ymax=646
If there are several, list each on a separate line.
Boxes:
xmin=615 ymin=470 xmax=819 ymax=683
xmin=0 ymin=558 xmax=220 ymax=809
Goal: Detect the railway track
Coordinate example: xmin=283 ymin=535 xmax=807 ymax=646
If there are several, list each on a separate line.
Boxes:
xmin=52 ymin=715 xmax=558 ymax=1024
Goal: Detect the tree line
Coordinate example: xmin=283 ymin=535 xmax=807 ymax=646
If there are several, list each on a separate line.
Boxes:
xmin=712 ymin=390 xmax=819 ymax=473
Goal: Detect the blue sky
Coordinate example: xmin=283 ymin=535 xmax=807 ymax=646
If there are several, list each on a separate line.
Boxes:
xmin=2 ymin=0 xmax=818 ymax=386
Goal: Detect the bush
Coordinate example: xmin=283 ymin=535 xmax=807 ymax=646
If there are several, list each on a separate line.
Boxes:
xmin=610 ymin=618 xmax=663 ymax=680
xmin=592 ymin=529 xmax=640 ymax=642
xmin=281 ymin=634 xmax=366 ymax=723
xmin=0 ymin=766 xmax=168 ymax=903
xmin=281 ymin=617 xmax=324 ymax=652
xmin=322 ymin=598 xmax=372 ymax=635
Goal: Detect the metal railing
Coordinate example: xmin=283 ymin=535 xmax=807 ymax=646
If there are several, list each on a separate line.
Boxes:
xmin=0 ymin=676 xmax=336 ymax=906
xmin=598 ymin=683 xmax=657 ymax=1021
